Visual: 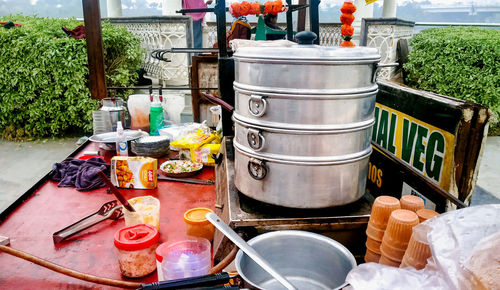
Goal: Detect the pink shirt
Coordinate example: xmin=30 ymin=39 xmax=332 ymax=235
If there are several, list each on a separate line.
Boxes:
xmin=183 ymin=0 xmax=208 ymax=22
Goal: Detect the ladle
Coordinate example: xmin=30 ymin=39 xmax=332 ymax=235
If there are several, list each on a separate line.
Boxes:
xmin=206 ymin=212 xmax=298 ymax=290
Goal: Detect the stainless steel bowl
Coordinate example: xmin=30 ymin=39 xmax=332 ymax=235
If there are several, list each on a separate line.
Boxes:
xmin=235 ymin=230 xmax=357 ymax=290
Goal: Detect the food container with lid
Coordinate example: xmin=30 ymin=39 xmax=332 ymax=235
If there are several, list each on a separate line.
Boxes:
xmin=123 ymin=196 xmax=160 ymax=230
xmin=114 ymin=224 xmax=159 ymax=278
xmin=184 ymin=208 xmax=215 ymax=241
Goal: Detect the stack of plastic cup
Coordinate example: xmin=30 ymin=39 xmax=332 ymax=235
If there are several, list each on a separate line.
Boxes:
xmin=379 ymin=209 xmax=419 ymax=267
xmin=400 ymin=195 xmax=425 ymax=212
xmin=365 ymin=196 xmax=401 ymax=263
xmin=416 ymin=208 xmax=439 ymax=223
xmin=400 ymin=233 xmax=431 ymax=270
xmin=161 ymin=237 xmax=211 ymax=280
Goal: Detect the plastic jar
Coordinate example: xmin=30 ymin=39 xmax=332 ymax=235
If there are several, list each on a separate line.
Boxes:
xmin=161 ymin=237 xmax=211 ymax=280
xmin=123 ymin=196 xmax=160 ymax=230
xmin=184 ymin=208 xmax=215 ymax=241
xmin=114 ymin=224 xmax=159 ymax=278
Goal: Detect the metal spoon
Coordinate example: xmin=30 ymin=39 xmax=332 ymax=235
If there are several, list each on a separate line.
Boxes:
xmin=206 ymin=212 xmax=298 ymax=290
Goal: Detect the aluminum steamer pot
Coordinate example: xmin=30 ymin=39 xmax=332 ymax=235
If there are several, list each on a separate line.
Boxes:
xmin=233 ymin=34 xmax=381 ymax=96
xmin=234 ymin=114 xmax=374 ymax=158
xmin=234 ymin=83 xmax=378 ymax=129
xmin=234 ymin=141 xmax=371 ymax=208
xmin=235 ymin=230 xmax=357 ymax=290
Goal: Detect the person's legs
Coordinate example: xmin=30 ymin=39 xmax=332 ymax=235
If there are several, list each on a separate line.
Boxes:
xmin=192 ymin=19 xmax=203 ymax=49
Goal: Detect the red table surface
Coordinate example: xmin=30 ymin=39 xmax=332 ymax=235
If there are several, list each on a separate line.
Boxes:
xmin=0 ymin=142 xmax=216 ymax=289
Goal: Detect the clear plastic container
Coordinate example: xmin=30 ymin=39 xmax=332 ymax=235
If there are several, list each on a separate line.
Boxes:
xmin=114 ymin=224 xmax=159 ymax=278
xmin=123 ymin=196 xmax=160 ymax=230
xmin=184 ymin=208 xmax=215 ymax=241
xmin=161 ymin=237 xmax=211 ymax=280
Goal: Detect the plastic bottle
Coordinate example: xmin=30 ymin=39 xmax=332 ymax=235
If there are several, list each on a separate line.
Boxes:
xmin=150 ymin=96 xmax=164 ymax=136
xmin=116 ymin=121 xmax=129 ymax=156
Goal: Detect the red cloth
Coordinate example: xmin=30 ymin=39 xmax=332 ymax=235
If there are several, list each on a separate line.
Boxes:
xmin=62 ymin=25 xmax=85 ymax=39
xmin=182 ymin=0 xmax=208 ymax=22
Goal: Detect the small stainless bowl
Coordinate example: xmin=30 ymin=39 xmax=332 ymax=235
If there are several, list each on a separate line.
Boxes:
xmin=235 ymin=230 xmax=357 ymax=290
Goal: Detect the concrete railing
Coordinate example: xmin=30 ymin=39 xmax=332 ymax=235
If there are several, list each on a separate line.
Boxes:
xmin=107 ymin=16 xmax=193 ymax=86
xmin=109 ymin=17 xmax=415 ymax=84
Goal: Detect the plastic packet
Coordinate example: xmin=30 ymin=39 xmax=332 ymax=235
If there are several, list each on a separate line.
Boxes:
xmin=170 ymin=131 xmax=216 ymax=150
xmin=190 ymin=144 xmax=221 ymax=166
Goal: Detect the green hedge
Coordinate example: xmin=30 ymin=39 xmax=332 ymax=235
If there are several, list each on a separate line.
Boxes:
xmin=404 ymin=27 xmax=500 ymax=127
xmin=0 ymin=15 xmax=144 ymax=140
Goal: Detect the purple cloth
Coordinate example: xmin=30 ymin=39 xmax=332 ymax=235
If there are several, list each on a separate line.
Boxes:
xmin=51 ymin=157 xmax=110 ymax=191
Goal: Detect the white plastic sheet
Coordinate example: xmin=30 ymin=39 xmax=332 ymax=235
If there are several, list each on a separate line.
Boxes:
xmin=346 ymin=204 xmax=500 ymax=290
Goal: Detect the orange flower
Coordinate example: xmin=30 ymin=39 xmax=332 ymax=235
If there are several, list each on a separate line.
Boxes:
xmin=340 ymin=40 xmax=356 ymax=47
xmin=250 ymin=2 xmax=261 ymax=15
xmin=273 ymin=0 xmax=283 ymax=14
xmin=340 ymin=13 xmax=355 ymax=25
xmin=340 ymin=2 xmax=357 ymax=14
xmin=341 ymin=24 xmax=354 ymax=36
xmin=230 ymin=2 xmax=241 ymax=17
xmin=240 ymin=1 xmax=251 ymax=16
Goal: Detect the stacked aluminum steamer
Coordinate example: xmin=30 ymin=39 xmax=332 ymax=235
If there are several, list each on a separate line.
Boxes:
xmin=232 ymin=32 xmax=381 ymax=209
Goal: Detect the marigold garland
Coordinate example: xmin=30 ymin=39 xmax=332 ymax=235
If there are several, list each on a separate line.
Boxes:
xmin=229 ymin=0 xmax=288 ymax=17
xmin=340 ymin=0 xmax=356 ymax=47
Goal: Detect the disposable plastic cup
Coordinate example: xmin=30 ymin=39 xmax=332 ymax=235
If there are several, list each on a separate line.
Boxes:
xmin=400 ymin=195 xmax=425 ymax=213
xmin=380 ymin=239 xmax=406 ymax=261
xmin=364 ymin=248 xmax=381 ymax=263
xmin=365 ymin=223 xmax=385 ymax=241
xmin=123 ymin=196 xmax=161 ymax=230
xmin=400 ymin=234 xmax=431 ymax=270
xmin=368 ymin=196 xmax=401 ymax=229
xmin=416 ymin=208 xmax=439 ymax=223
xmin=382 ymin=209 xmax=419 ymax=249
xmin=365 ymin=236 xmax=382 ymax=254
xmin=161 ymin=237 xmax=211 ymax=281
xmin=155 ymin=242 xmax=169 ymax=281
xmin=379 ymin=254 xmax=401 ymax=267
xmin=184 ymin=208 xmax=215 ymax=241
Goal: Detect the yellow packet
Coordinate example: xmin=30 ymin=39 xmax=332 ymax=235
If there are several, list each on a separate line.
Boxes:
xmin=190 ymin=143 xmax=221 ymax=166
xmin=171 ymin=131 xmax=216 ymax=149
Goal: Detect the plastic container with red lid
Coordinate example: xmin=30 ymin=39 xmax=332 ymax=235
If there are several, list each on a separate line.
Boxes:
xmin=114 ymin=224 xmax=159 ymax=278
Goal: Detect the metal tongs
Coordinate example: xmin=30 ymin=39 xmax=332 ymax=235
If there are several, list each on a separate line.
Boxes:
xmin=53 ymin=200 xmax=123 ymax=243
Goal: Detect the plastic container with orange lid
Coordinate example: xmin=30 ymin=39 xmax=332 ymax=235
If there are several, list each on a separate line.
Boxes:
xmin=114 ymin=224 xmax=159 ymax=278
xmin=184 ymin=208 xmax=215 ymax=241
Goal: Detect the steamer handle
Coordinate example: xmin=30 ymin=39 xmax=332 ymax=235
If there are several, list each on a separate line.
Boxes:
xmin=247 ymin=128 xmax=266 ymax=151
xmin=372 ymin=62 xmax=399 ymax=83
xmin=249 ymin=95 xmax=267 ymax=117
xmin=201 ymin=92 xmax=234 ymax=112
xmin=248 ymin=158 xmax=267 ymax=180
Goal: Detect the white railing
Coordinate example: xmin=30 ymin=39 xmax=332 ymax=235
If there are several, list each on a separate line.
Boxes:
xmin=360 ymin=18 xmax=415 ymax=80
xmin=108 ymin=16 xmax=193 ymax=86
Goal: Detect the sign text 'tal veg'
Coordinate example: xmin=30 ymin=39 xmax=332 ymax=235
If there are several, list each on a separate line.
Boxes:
xmin=371 ymin=104 xmax=455 ymax=189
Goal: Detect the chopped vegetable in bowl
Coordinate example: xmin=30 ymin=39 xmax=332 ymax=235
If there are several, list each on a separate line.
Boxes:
xmin=161 ymin=160 xmax=203 ymax=174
